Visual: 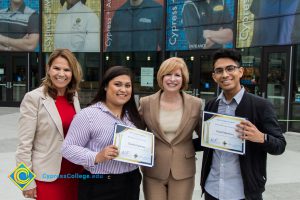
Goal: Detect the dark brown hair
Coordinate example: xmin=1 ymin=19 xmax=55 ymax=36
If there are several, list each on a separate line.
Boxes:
xmin=212 ymin=48 xmax=241 ymax=68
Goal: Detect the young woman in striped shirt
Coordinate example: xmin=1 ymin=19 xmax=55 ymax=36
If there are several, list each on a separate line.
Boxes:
xmin=62 ymin=66 xmax=144 ymax=200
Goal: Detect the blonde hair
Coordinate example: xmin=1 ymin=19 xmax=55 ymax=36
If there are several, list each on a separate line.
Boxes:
xmin=42 ymin=49 xmax=82 ymax=102
xmin=157 ymin=57 xmax=189 ymax=90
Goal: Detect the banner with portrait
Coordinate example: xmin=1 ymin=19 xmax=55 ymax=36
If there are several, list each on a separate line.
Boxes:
xmin=0 ymin=0 xmax=39 ymax=52
xmin=237 ymin=0 xmax=300 ymax=48
xmin=166 ymin=0 xmax=234 ymax=51
xmin=103 ymin=0 xmax=164 ymax=52
xmin=42 ymin=0 xmax=100 ymax=52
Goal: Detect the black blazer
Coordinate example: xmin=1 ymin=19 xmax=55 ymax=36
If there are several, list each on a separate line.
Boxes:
xmin=197 ymin=91 xmax=286 ymax=199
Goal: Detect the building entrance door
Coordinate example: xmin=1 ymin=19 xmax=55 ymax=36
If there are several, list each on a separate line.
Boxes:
xmin=0 ymin=53 xmax=28 ymax=106
xmin=177 ymin=51 xmax=217 ymax=105
xmin=261 ymin=46 xmax=291 ymax=131
xmin=178 ymin=47 xmax=291 ymax=131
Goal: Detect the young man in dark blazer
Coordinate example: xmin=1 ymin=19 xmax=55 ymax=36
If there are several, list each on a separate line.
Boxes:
xmin=196 ymin=48 xmax=286 ymax=200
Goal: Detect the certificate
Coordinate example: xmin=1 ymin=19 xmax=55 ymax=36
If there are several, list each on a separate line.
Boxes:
xmin=201 ymin=111 xmax=246 ymax=155
xmin=113 ymin=124 xmax=154 ymax=167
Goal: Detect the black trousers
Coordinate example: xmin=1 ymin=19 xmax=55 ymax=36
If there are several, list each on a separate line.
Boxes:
xmin=204 ymin=192 xmax=218 ymax=200
xmin=78 ymin=169 xmax=141 ymax=200
xmin=205 ymin=191 xmax=262 ymax=200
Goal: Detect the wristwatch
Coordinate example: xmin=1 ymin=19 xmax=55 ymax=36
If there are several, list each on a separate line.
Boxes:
xmin=264 ymin=134 xmax=268 ymax=142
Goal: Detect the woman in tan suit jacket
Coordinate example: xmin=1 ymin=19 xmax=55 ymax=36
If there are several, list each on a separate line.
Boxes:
xmin=139 ymin=57 xmax=203 ymax=200
xmin=16 ymin=49 xmax=82 ymax=200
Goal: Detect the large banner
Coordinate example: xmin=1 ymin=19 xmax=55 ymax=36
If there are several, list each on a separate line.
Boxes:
xmin=0 ymin=0 xmax=39 ymax=52
xmin=237 ymin=0 xmax=300 ymax=48
xmin=166 ymin=0 xmax=234 ymax=51
xmin=103 ymin=0 xmax=164 ymax=52
xmin=42 ymin=0 xmax=100 ymax=52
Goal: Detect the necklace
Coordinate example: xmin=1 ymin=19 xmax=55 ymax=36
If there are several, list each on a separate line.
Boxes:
xmin=103 ymin=102 xmax=122 ymax=118
xmin=111 ymin=111 xmax=121 ymax=118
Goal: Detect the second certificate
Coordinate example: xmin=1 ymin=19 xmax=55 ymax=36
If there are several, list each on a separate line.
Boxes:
xmin=113 ymin=124 xmax=154 ymax=167
xmin=201 ymin=111 xmax=246 ymax=155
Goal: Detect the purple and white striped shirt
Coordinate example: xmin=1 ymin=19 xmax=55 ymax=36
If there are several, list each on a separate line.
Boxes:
xmin=61 ymin=102 xmax=138 ymax=174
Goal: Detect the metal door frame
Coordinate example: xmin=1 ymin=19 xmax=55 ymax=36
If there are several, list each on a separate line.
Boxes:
xmin=261 ymin=46 xmax=292 ymax=131
xmin=0 ymin=53 xmax=29 ymax=107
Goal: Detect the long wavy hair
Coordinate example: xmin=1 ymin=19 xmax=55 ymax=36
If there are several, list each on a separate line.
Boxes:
xmin=90 ymin=66 xmax=144 ymax=129
xmin=41 ymin=48 xmax=82 ymax=102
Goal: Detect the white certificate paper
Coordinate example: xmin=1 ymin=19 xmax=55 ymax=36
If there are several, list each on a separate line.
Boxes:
xmin=201 ymin=111 xmax=246 ymax=155
xmin=113 ymin=124 xmax=154 ymax=167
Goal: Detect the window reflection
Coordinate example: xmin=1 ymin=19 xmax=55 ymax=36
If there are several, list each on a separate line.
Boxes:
xmin=104 ymin=52 xmax=161 ymax=98
xmin=240 ymin=48 xmax=261 ymax=95
xmin=291 ymin=45 xmax=300 ymax=131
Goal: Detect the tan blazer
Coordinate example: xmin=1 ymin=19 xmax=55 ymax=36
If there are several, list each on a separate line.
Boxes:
xmin=139 ymin=90 xmax=202 ymax=180
xmin=16 ymin=86 xmax=80 ymax=190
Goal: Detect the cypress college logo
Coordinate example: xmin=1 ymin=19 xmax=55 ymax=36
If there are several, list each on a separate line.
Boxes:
xmin=8 ymin=162 xmax=36 ymax=190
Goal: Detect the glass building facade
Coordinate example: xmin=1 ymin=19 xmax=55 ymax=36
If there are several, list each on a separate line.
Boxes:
xmin=0 ymin=0 xmax=300 ymax=132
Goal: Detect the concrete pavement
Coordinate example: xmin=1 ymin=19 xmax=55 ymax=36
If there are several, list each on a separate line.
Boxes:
xmin=0 ymin=107 xmax=299 ymax=200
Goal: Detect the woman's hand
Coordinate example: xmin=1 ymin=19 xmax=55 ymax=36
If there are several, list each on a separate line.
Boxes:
xmin=95 ymin=145 xmax=119 ymax=164
xmin=23 ymin=188 xmax=37 ymax=199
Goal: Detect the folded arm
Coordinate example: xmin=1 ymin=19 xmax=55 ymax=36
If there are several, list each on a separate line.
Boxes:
xmin=203 ymin=27 xmax=233 ymax=48
xmin=0 ymin=33 xmax=39 ymax=51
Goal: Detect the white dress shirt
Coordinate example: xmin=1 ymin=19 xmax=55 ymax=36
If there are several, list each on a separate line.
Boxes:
xmin=54 ymin=1 xmax=100 ymax=52
xmin=205 ymin=87 xmax=245 ymax=200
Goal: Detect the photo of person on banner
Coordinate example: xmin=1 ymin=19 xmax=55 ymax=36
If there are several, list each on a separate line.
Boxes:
xmin=105 ymin=0 xmax=163 ymax=52
xmin=292 ymin=1 xmax=300 ymax=43
xmin=182 ymin=0 xmax=233 ymax=49
xmin=0 ymin=0 xmax=39 ymax=51
xmin=54 ymin=0 xmax=100 ymax=52
xmin=250 ymin=0 xmax=300 ymax=46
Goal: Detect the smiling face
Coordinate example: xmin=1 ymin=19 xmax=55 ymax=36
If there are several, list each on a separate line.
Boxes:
xmin=48 ymin=56 xmax=72 ymax=96
xmin=105 ymin=75 xmax=132 ymax=109
xmin=162 ymin=68 xmax=183 ymax=93
xmin=212 ymin=57 xmax=244 ymax=98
